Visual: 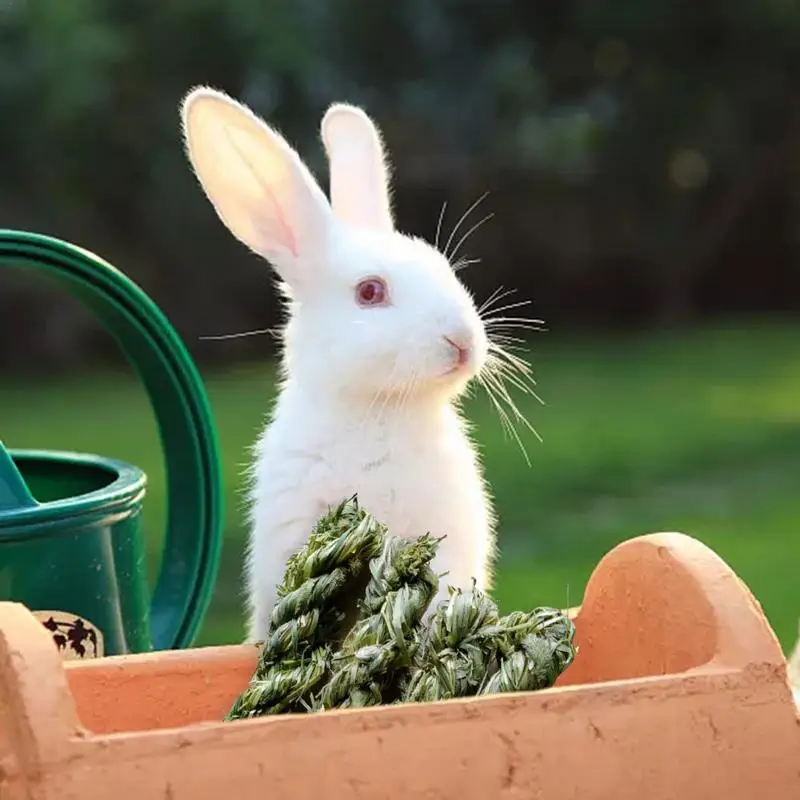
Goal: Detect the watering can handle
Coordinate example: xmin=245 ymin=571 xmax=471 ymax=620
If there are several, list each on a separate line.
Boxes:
xmin=0 ymin=229 xmax=224 ymax=651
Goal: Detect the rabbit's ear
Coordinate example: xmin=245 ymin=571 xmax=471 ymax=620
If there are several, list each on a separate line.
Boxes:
xmin=321 ymin=103 xmax=394 ymax=233
xmin=181 ymin=86 xmax=334 ymax=288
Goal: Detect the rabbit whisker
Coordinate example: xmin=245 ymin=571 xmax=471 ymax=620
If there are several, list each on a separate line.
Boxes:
xmin=475 ymin=326 xmax=545 ymax=464
xmin=362 ymin=385 xmax=386 ymax=430
xmin=484 ymin=318 xmax=548 ymax=333
xmin=484 ymin=315 xmax=547 ymax=326
xmin=198 ymin=327 xmax=279 ymax=341
xmin=448 ymin=212 xmax=494 ymax=265
xmin=397 ymin=372 xmax=418 ymax=418
xmin=489 ymin=349 xmax=542 ymax=398
xmin=442 ymin=191 xmax=489 ymax=260
xmin=480 ymin=299 xmax=533 ymax=317
xmin=434 ymin=201 xmax=448 ymax=250
xmin=487 ymin=349 xmax=542 ymax=409
xmin=478 ymin=368 xmax=532 ymax=467
xmin=478 ymin=286 xmax=516 ymax=315
xmin=487 ymin=332 xmax=527 ymax=346
xmin=452 ymin=256 xmax=481 ymax=273
xmin=363 ymin=357 xmax=402 ymax=428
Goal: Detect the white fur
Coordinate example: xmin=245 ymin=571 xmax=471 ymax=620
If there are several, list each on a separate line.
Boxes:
xmin=180 ymin=87 xmax=497 ymax=641
xmin=789 ymin=620 xmax=800 ymax=698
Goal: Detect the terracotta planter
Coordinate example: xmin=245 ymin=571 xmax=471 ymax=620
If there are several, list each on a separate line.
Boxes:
xmin=1 ymin=532 xmax=798 ymax=800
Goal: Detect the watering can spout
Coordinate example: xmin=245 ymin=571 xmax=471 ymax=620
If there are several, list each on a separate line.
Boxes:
xmin=0 ymin=441 xmax=38 ymax=513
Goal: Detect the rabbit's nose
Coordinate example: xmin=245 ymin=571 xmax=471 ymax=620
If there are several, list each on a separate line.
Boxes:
xmin=444 ymin=335 xmax=471 ymax=366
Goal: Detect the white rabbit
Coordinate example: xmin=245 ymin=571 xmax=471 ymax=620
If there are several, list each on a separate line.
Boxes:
xmin=181 ymin=87 xmax=498 ymax=641
xmin=789 ymin=620 xmax=800 ymax=702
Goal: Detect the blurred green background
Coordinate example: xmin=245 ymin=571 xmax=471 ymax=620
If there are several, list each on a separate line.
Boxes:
xmin=1 ymin=1 xmax=799 ymax=653
xmin=4 ymin=322 xmax=800 ymax=650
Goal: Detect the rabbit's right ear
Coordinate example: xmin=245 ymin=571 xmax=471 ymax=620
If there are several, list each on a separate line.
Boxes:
xmin=181 ymin=86 xmax=334 ymax=289
xmin=321 ymin=104 xmax=394 ymax=233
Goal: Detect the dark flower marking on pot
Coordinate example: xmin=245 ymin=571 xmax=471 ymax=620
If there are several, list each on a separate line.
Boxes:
xmin=40 ymin=615 xmax=100 ymax=658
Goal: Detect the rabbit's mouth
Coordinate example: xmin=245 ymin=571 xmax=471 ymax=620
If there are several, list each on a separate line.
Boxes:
xmin=440 ymin=335 xmax=480 ymax=378
xmin=439 ymin=358 xmax=480 ymax=385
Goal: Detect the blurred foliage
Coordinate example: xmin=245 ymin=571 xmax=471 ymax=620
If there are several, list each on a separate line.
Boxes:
xmin=2 ymin=0 xmax=800 ymax=369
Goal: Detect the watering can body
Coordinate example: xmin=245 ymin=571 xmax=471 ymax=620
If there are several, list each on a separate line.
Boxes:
xmin=0 ymin=230 xmax=224 ymax=658
xmin=1 ymin=448 xmax=152 ymax=658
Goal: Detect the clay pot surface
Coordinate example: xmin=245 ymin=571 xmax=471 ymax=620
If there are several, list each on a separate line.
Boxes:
xmin=1 ymin=531 xmax=798 ymax=799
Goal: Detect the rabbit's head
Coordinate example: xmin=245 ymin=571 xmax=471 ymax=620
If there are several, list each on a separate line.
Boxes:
xmin=181 ymin=88 xmax=488 ymax=404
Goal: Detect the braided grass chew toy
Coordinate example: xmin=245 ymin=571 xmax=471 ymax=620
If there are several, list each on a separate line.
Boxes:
xmin=315 ymin=532 xmax=441 ymax=709
xmin=226 ymin=496 xmax=577 ymax=720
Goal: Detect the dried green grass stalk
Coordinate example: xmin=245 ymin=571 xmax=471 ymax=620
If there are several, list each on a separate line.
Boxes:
xmin=314 ymin=533 xmax=440 ymax=710
xmin=225 ymin=496 xmax=384 ymax=719
xmin=479 ymin=608 xmax=577 ymax=694
xmin=225 ymin=495 xmax=577 ymax=721
xmin=401 ymin=583 xmax=503 ymax=702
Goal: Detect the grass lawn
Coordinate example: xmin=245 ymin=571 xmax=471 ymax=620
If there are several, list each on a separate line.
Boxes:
xmin=3 ymin=318 xmax=800 ymax=652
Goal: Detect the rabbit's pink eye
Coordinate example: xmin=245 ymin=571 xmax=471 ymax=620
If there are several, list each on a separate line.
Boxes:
xmin=355 ymin=277 xmax=388 ymax=307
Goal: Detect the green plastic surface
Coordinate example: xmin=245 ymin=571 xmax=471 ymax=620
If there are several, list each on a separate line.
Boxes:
xmin=0 ymin=444 xmax=38 ymax=512
xmin=0 ymin=229 xmax=224 ymax=651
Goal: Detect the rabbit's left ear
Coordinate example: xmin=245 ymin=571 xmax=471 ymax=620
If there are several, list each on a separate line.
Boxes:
xmin=321 ymin=103 xmax=394 ymax=233
xmin=181 ymin=86 xmax=335 ymax=289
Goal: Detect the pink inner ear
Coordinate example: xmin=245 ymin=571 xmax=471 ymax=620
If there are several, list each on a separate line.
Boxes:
xmin=223 ymin=124 xmax=299 ymax=258
xmin=255 ymin=179 xmax=298 ymax=259
xmin=271 ymin=194 xmax=298 ymax=258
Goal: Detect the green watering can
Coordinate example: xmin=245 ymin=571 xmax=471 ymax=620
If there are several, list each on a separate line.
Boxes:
xmin=0 ymin=230 xmax=224 ymax=659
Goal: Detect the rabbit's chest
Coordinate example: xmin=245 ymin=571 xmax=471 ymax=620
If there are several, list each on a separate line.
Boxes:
xmin=257 ymin=398 xmax=492 ymax=542
xmin=308 ymin=429 xmax=489 ymax=541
